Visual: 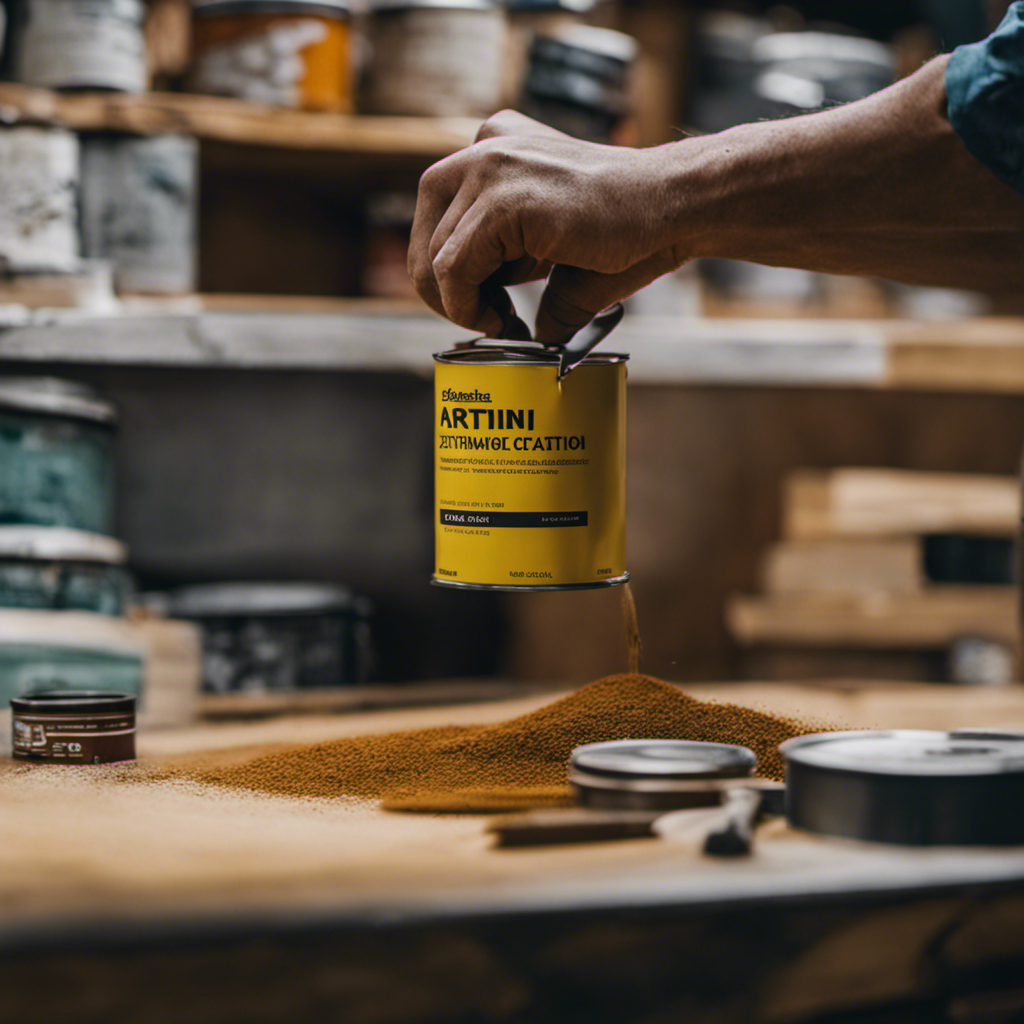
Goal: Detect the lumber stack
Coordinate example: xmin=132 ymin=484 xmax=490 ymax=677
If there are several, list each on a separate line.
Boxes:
xmin=728 ymin=469 xmax=1020 ymax=684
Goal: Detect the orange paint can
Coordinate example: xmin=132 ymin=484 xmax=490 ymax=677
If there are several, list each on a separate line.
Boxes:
xmin=192 ymin=0 xmax=353 ymax=112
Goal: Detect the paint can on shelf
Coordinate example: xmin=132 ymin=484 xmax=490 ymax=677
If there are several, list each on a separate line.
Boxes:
xmin=16 ymin=0 xmax=147 ymax=92
xmin=80 ymin=134 xmax=199 ymax=295
xmin=433 ymin=341 xmax=627 ymax=590
xmin=521 ymin=23 xmax=637 ymax=142
xmin=0 ymin=527 xmax=132 ymax=616
xmin=0 ymin=377 xmax=117 ymax=535
xmin=191 ymin=0 xmax=353 ymax=110
xmin=363 ymin=0 xmax=507 ymax=117
xmin=168 ymin=582 xmax=373 ymax=691
xmin=0 ymin=127 xmax=79 ymax=274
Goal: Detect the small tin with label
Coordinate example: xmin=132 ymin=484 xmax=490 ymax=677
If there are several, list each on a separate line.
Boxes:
xmin=11 ymin=690 xmax=136 ymax=763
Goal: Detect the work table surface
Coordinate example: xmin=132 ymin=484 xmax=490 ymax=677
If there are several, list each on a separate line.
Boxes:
xmin=2 ymin=679 xmax=1024 ymax=937
xmin=5 ymin=680 xmax=1024 ymax=1024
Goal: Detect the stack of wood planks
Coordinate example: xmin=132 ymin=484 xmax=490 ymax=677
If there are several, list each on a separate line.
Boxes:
xmin=728 ymin=469 xmax=1020 ymax=683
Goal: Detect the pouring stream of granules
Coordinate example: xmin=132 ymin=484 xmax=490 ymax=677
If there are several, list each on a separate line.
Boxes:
xmin=196 ymin=674 xmax=828 ymax=813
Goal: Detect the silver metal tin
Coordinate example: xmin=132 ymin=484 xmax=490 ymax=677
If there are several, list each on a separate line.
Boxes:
xmin=570 ymin=739 xmax=758 ymax=810
xmin=781 ymin=729 xmax=1024 ymax=846
xmin=80 ymin=134 xmax=199 ymax=295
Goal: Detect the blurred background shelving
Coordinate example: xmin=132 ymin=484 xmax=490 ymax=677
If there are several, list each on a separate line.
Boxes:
xmin=0 ymin=0 xmax=1022 ymax=695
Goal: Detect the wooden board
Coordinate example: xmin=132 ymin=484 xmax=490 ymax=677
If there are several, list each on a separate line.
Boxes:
xmin=0 ymin=84 xmax=479 ymax=156
xmin=761 ymin=538 xmax=923 ymax=595
xmin=133 ymin=616 xmax=203 ymax=728
xmin=727 ymin=587 xmax=1019 ymax=647
xmin=783 ymin=468 xmax=1019 ymax=540
xmin=887 ymin=317 xmax=1024 ymax=392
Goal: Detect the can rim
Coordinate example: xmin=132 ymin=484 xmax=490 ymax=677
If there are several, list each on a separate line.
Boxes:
xmin=780 ymin=729 xmax=1024 ymax=777
xmin=10 ymin=690 xmax=137 ymax=715
xmin=570 ymin=739 xmax=757 ymax=782
xmin=432 ymin=573 xmax=628 ymax=591
xmin=434 ymin=349 xmax=628 ymax=366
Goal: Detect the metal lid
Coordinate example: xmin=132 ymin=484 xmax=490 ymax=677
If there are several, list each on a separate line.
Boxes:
xmin=370 ymin=0 xmax=497 ymax=12
xmin=435 ymin=302 xmax=627 ymax=379
xmin=0 ymin=377 xmax=116 ymax=425
xmin=10 ymin=690 xmax=136 ymax=715
xmin=780 ymin=730 xmax=1024 ymax=777
xmin=434 ymin=344 xmax=628 ymax=367
xmin=193 ymin=0 xmax=350 ymax=14
xmin=534 ymin=24 xmax=638 ymax=64
xmin=170 ymin=581 xmax=356 ymax=617
xmin=0 ymin=527 xmax=127 ymax=565
xmin=570 ymin=740 xmax=758 ymax=783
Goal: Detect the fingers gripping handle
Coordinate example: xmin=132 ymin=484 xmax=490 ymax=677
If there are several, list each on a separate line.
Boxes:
xmin=478 ymin=274 xmax=624 ymax=379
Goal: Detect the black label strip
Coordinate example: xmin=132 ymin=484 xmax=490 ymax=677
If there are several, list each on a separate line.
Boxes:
xmin=440 ymin=510 xmax=588 ymax=528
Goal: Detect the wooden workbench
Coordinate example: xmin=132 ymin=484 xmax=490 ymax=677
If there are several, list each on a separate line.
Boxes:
xmin=2 ymin=680 xmax=1024 ymax=1024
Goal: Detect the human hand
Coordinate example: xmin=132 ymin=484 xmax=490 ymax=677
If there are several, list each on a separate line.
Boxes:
xmin=409 ymin=110 xmax=682 ymax=345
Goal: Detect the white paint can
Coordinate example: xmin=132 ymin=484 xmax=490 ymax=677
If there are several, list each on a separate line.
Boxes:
xmin=80 ymin=134 xmax=199 ymax=294
xmin=0 ymin=127 xmax=79 ymax=274
xmin=364 ymin=0 xmax=507 ymax=117
xmin=17 ymin=0 xmax=147 ymax=93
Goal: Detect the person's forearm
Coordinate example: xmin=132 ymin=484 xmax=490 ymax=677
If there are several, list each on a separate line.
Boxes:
xmin=657 ymin=57 xmax=1024 ymax=291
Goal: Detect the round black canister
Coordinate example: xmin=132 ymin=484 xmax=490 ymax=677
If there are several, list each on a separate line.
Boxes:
xmin=11 ymin=691 xmax=136 ymax=764
xmin=781 ymin=730 xmax=1024 ymax=846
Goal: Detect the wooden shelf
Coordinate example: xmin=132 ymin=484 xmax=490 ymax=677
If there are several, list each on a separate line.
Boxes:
xmin=782 ymin=469 xmax=1019 ymax=540
xmin=728 ymin=587 xmax=1019 ymax=648
xmin=3 ymin=300 xmax=1024 ymax=389
xmin=0 ymin=84 xmax=479 ymax=157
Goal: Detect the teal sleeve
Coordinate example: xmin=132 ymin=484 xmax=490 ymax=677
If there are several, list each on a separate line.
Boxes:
xmin=946 ymin=2 xmax=1024 ymax=197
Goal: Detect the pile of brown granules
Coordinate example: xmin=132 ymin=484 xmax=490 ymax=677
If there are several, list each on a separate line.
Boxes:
xmin=195 ymin=675 xmax=827 ymax=812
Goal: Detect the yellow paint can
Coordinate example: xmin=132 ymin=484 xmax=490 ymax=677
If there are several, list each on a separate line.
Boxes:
xmin=433 ymin=344 xmax=628 ymax=590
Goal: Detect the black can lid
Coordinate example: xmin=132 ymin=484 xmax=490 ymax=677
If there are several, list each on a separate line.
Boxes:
xmin=780 ymin=730 xmax=1024 ymax=777
xmin=570 ymin=739 xmax=757 ymax=781
xmin=10 ymin=691 xmax=137 ymax=715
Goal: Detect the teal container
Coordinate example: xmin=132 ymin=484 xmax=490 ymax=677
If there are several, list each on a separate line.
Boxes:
xmin=0 ymin=527 xmax=132 ymax=615
xmin=0 ymin=608 xmax=144 ymax=706
xmin=0 ymin=378 xmax=117 ymax=534
xmin=0 ymin=645 xmax=144 ymax=704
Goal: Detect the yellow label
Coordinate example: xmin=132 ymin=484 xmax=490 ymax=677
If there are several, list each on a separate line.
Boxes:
xmin=433 ymin=354 xmax=627 ymax=589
